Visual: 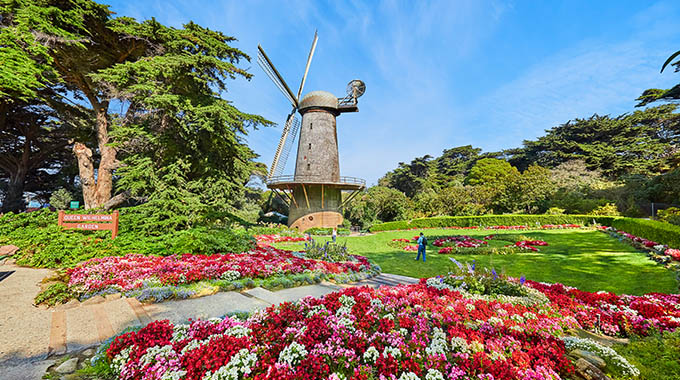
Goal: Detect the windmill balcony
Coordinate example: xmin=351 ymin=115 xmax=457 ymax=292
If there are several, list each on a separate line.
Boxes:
xmin=267 ymin=175 xmax=366 ymax=190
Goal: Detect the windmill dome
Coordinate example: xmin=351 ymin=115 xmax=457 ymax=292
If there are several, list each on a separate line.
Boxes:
xmin=299 ymin=91 xmax=338 ymax=111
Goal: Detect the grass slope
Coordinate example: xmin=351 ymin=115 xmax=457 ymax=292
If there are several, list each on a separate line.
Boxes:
xmin=278 ymin=229 xmax=678 ymax=295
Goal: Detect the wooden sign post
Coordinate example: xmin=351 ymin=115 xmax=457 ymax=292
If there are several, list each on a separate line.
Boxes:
xmin=58 ymin=210 xmax=119 ymax=239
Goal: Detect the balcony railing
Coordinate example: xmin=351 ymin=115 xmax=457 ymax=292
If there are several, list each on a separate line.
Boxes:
xmin=267 ymin=175 xmax=366 ymax=187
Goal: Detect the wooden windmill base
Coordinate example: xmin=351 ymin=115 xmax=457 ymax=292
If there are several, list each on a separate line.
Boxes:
xmin=267 ymin=178 xmax=365 ymax=232
xmin=289 ymin=210 xmax=344 ymax=231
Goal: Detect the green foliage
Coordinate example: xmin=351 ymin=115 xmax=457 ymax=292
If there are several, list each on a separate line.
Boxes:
xmin=589 ymin=203 xmax=621 ymax=216
xmin=609 ymin=218 xmax=680 ymax=249
xmin=304 ymin=227 xmax=350 ymax=236
xmin=465 ymin=158 xmax=519 ymax=186
xmin=614 ymin=331 xmax=680 ymax=380
xmin=546 ymin=207 xmax=565 ymax=215
xmin=344 ymin=186 xmax=412 ymax=228
xmin=248 ymin=224 xmax=301 ymax=237
xmin=34 ymin=282 xmax=71 ymax=306
xmin=507 ymin=105 xmax=680 ymax=177
xmin=49 ymin=188 xmax=73 ymax=210
xmin=658 ymin=207 xmax=680 ymax=226
xmin=0 ymin=208 xmax=254 ymax=268
xmin=370 ymin=215 xmax=610 ymax=232
xmin=441 ymin=265 xmax=530 ymax=297
xmin=378 ymin=155 xmax=435 ymax=198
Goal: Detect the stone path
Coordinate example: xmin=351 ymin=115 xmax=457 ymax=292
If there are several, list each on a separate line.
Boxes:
xmin=0 ymin=261 xmax=417 ymax=378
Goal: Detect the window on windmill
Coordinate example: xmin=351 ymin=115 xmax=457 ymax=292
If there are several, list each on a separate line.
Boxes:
xmin=307 ymin=163 xmax=311 ymax=170
xmin=310 ymin=122 xmax=313 ymax=130
xmin=308 ymin=143 xmax=312 ymax=149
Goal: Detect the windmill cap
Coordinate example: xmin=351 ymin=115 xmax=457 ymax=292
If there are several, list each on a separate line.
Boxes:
xmin=299 ymin=91 xmax=338 ymax=111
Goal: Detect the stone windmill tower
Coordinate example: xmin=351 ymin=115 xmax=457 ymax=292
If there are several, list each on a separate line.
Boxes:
xmin=258 ymin=32 xmax=366 ymax=230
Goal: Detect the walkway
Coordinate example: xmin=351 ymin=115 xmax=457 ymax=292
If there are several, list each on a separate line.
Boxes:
xmin=0 ymin=261 xmax=417 ymax=378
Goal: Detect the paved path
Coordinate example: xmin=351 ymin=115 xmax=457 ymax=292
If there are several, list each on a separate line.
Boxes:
xmin=0 ymin=261 xmax=417 ymax=378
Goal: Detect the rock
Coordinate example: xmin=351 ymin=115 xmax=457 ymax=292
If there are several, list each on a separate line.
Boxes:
xmin=566 ymin=328 xmax=629 ymax=346
xmin=104 ymin=293 xmax=121 ymax=301
xmin=570 ymin=349 xmax=606 ymax=369
xmin=0 ymin=245 xmax=19 ymax=256
xmin=81 ymin=295 xmax=105 ymax=305
xmin=54 ymin=357 xmax=79 ymax=374
xmin=573 ymin=358 xmax=611 ymax=380
xmin=58 ymin=299 xmax=80 ymax=310
xmin=81 ymin=348 xmax=95 ymax=357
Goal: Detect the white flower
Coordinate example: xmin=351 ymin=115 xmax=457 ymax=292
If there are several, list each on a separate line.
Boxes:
xmin=225 ymin=325 xmax=251 ymax=338
xmin=562 ymin=337 xmax=639 ymax=377
xmin=465 ymin=303 xmax=476 ymax=312
xmin=220 ymin=270 xmax=241 ymax=281
xmin=363 ymin=346 xmax=379 ymax=364
xmin=161 ymin=370 xmax=187 ymax=380
xmin=139 ymin=345 xmax=175 ymax=368
xmin=383 ymin=346 xmax=401 ymax=359
xmin=425 ymin=327 xmax=448 ymax=356
xmin=278 ymin=342 xmax=308 ymax=367
xmin=425 ymin=369 xmax=445 ymax=380
xmin=398 ymin=372 xmax=420 ymax=380
xmin=202 ymin=349 xmax=257 ymax=380
xmin=172 ymin=324 xmax=189 ymax=341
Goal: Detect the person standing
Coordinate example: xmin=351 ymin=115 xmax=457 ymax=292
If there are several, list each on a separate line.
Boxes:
xmin=416 ymin=232 xmax=427 ymax=262
xmin=332 ymin=227 xmax=337 ymax=243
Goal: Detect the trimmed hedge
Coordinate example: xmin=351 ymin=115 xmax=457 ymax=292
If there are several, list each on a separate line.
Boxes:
xmin=609 ymin=218 xmax=680 ymax=249
xmin=370 ymin=215 xmax=618 ymax=232
xmin=305 ymin=227 xmax=350 ymax=236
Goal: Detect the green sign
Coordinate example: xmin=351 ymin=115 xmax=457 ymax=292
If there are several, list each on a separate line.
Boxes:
xmin=69 ymin=201 xmax=80 ymax=209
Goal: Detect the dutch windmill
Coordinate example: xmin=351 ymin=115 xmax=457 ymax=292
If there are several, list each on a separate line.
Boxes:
xmin=258 ymin=31 xmax=366 ymax=230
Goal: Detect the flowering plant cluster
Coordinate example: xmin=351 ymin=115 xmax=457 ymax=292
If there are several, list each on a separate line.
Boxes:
xmin=100 ymin=254 xmax=680 ymax=380
xmin=600 ymin=226 xmax=680 ymax=274
xmin=505 ymin=240 xmax=549 ymax=252
xmin=432 ymin=236 xmax=488 ymax=248
xmin=103 ymin=283 xmax=579 ymax=380
xmin=255 ymin=234 xmax=308 ymax=244
xmin=485 ymin=224 xmax=581 ymax=231
xmin=67 ymin=246 xmax=378 ymax=302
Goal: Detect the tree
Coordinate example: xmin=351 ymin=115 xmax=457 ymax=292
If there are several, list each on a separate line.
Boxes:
xmin=465 ymin=158 xmax=519 ymax=186
xmin=506 ymin=106 xmax=680 ymax=177
xmin=636 ymin=49 xmax=680 ymax=106
xmin=344 ymin=186 xmax=412 ymax=227
xmin=509 ymin=164 xmax=555 ymax=214
xmin=3 ymin=0 xmax=269 ymax=210
xmin=380 ymin=155 xmax=436 ymax=198
xmin=435 ymin=145 xmax=481 ymax=178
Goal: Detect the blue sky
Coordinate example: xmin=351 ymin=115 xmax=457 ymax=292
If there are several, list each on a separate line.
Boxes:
xmin=105 ymin=0 xmax=680 ymax=185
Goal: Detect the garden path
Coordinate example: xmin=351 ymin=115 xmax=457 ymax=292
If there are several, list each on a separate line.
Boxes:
xmin=0 ymin=261 xmax=417 ymax=379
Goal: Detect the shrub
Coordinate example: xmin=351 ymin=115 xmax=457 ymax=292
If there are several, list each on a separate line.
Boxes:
xmin=34 ymin=283 xmax=71 ymax=306
xmin=658 ymin=207 xmax=680 ymax=226
xmin=370 ymin=215 xmax=615 ymax=232
xmin=590 ymin=203 xmax=621 ymax=216
xmin=304 ymin=240 xmax=353 ymax=262
xmin=49 ymin=188 xmax=73 ymax=210
xmin=546 ymin=207 xmax=565 ymax=215
xmin=609 ymin=218 xmax=680 ymax=249
xmin=0 ymin=208 xmax=255 ymax=268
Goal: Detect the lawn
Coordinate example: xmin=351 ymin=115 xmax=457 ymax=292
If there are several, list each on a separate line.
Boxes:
xmin=276 ymin=228 xmax=678 ymax=295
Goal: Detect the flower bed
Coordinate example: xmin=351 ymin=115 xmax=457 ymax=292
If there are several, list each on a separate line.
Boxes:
xmin=600 ymin=226 xmax=680 ymax=272
xmin=58 ymin=247 xmax=380 ymax=304
xmin=432 ymin=236 xmax=487 ymax=248
xmin=505 ymin=240 xmax=549 ymax=252
xmin=254 ymin=234 xmax=308 ymax=244
xmin=99 ymin=265 xmax=680 ymax=380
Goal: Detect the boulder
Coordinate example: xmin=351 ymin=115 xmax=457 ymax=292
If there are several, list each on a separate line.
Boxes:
xmin=573 ymin=358 xmax=611 ymax=380
xmin=54 ymin=357 xmax=79 ymax=374
xmin=0 ymin=245 xmax=19 ymax=256
xmin=570 ymin=349 xmax=606 ymax=369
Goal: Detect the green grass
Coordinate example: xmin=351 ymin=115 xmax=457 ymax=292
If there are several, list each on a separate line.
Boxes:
xmin=614 ymin=331 xmax=680 ymax=379
xmin=277 ymin=229 xmax=678 ymax=295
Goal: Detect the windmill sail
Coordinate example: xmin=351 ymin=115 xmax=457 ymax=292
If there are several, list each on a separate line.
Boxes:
xmin=257 ymin=45 xmax=299 ymax=108
xmin=269 ymin=112 xmax=300 ymax=178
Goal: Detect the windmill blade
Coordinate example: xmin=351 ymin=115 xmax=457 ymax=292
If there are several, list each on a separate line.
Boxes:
xmin=269 ymin=111 xmax=300 ymax=178
xmin=296 ymin=30 xmax=318 ymax=100
xmin=258 ymin=45 xmax=299 ymax=108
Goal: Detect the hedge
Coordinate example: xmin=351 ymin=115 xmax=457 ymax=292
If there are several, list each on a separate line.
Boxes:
xmin=305 ymin=227 xmax=350 ymax=236
xmin=609 ymin=218 xmax=680 ymax=249
xmin=370 ymin=215 xmax=618 ymax=232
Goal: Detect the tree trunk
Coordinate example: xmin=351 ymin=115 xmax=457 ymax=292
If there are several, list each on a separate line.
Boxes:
xmin=1 ymin=169 xmax=27 ymax=213
xmin=73 ymin=100 xmax=116 ymax=209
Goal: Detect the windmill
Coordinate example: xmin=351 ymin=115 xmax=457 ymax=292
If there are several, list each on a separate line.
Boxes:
xmin=258 ymin=31 xmax=366 ymax=230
